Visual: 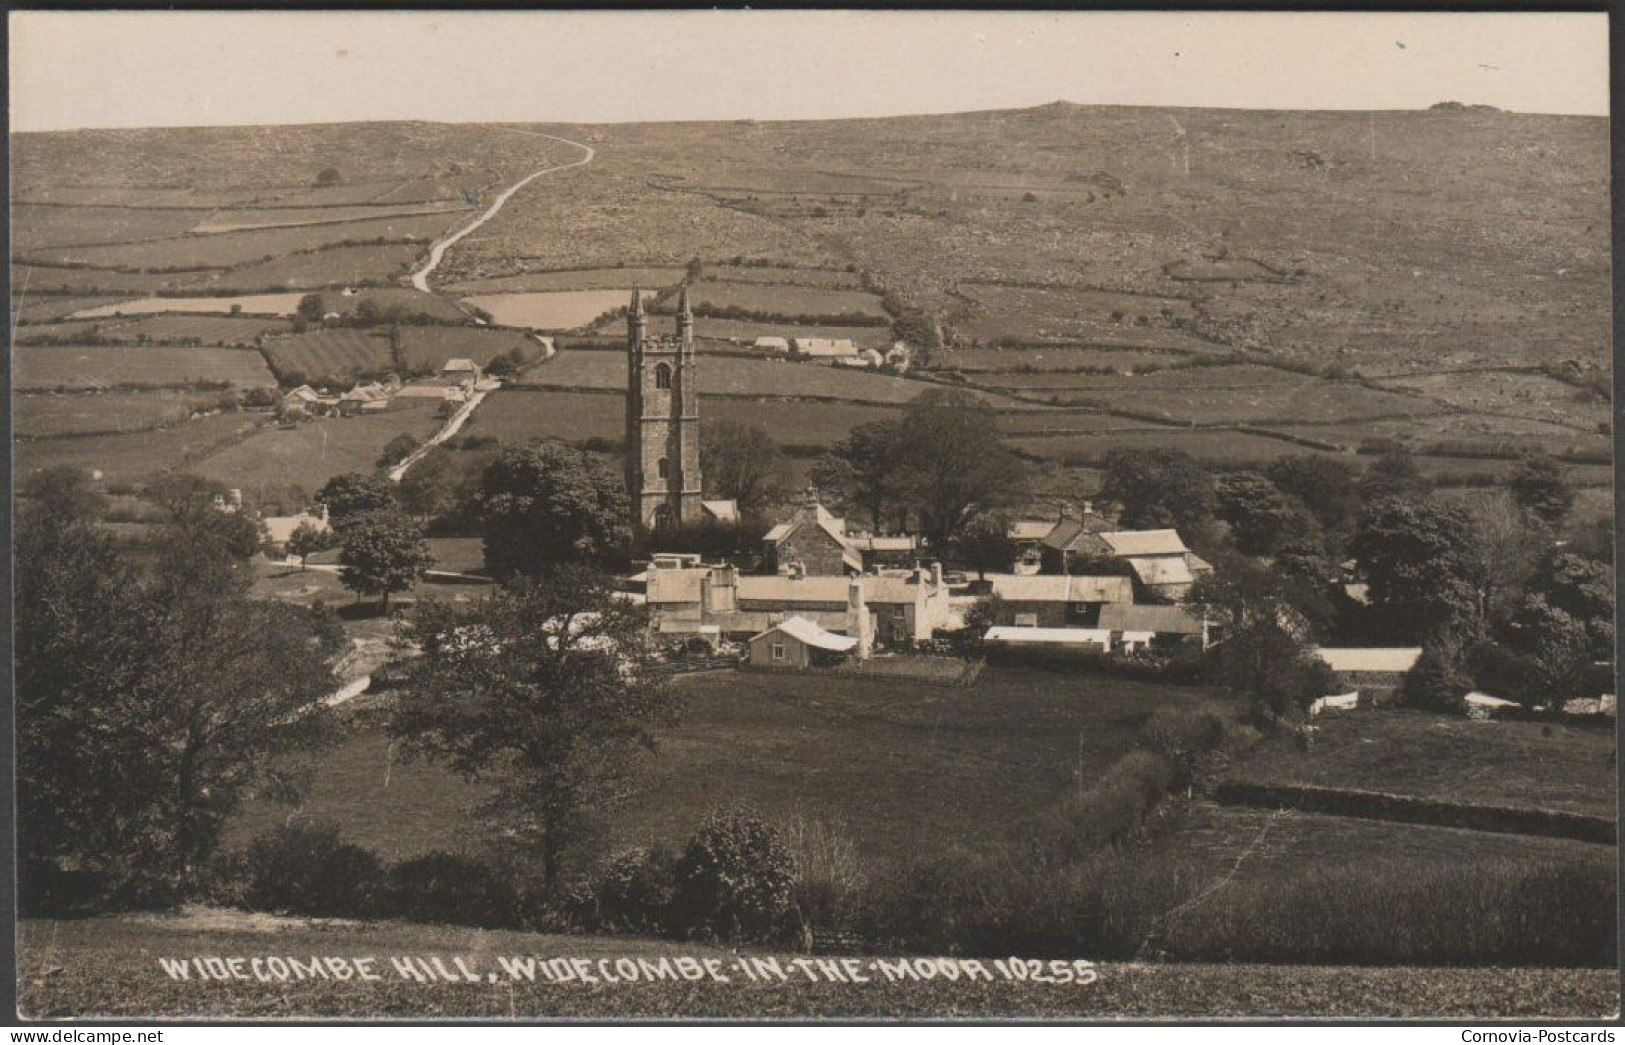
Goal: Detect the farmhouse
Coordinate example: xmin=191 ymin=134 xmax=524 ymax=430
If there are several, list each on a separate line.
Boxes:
xmin=832 ymin=348 xmax=886 ymax=369
xmin=762 ymin=493 xmax=920 ymax=575
xmin=1313 ymin=647 xmax=1423 ymax=703
xmin=279 ymin=384 xmax=340 ymax=418
xmin=440 ymin=357 xmax=482 ymax=387
xmin=986 ymin=573 xmax=1134 ymax=628
xmin=1048 ymin=525 xmax=1212 ymax=601
xmin=748 ymin=616 xmax=858 ymax=670
xmin=752 ymin=336 xmax=791 ymax=354
xmin=337 ymin=382 xmax=392 ymax=415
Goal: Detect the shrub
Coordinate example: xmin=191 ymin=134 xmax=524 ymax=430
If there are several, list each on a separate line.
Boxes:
xmin=1138 ymin=705 xmax=1228 ymax=788
xmin=387 ymin=851 xmax=519 ymax=928
xmin=1020 ymin=751 xmax=1176 ymax=866
xmin=232 ymin=822 xmax=384 ymax=918
xmin=585 ymin=847 xmax=680 ymax=936
xmin=672 ymin=809 xmax=796 ymax=943
xmin=777 ymin=813 xmax=866 ymax=943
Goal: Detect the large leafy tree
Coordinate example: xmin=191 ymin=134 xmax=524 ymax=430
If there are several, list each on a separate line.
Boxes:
xmin=889 ymin=388 xmax=1026 ymax=553
xmin=809 ymin=420 xmax=904 ymax=532
xmin=1357 ymin=447 xmax=1432 ymax=503
xmin=477 ymin=442 xmax=629 ymax=579
xmin=700 ymin=419 xmax=788 ymax=518
xmin=317 ymin=471 xmax=398 ymax=528
xmin=1215 ymin=471 xmax=1319 ymax=556
xmin=1507 ymin=451 xmax=1576 ymax=528
xmin=1099 ymin=448 xmax=1215 ymax=533
xmin=1264 ymin=455 xmax=1362 ymax=536
xmin=953 ymin=514 xmax=1018 ymax=580
xmin=1349 ymin=496 xmax=1488 ymax=642
xmin=392 ymin=567 xmax=678 ymax=891
xmin=17 ymin=507 xmax=337 ymax=908
xmin=338 ymin=509 xmax=434 ymax=611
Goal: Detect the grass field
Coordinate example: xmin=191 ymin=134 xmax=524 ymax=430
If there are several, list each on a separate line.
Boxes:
xmin=395 ymin=326 xmax=545 ymax=371
xmin=194 ymin=242 xmax=427 ymax=293
xmin=15 ymin=391 xmax=222 ymax=438
xmin=15 ymin=344 xmax=277 ymax=391
xmin=937 ymin=345 xmax=1200 ymax=372
xmin=700 ymin=264 xmax=865 ymax=288
xmin=681 ymin=280 xmax=888 ymax=320
xmin=190 ymin=200 xmax=468 ymax=235
xmin=1051 ymin=382 xmax=1434 ymax=426
xmin=13 ymin=410 xmax=265 ymax=485
xmin=15 ymin=313 xmax=293 ymax=346
xmin=192 ymin=398 xmax=446 ymax=495
xmin=261 ymin=330 xmax=395 ymax=384
xmin=443 ymin=266 xmax=687 ymax=295
xmin=517 ymin=348 xmax=938 ymax=405
xmin=462 ymin=290 xmax=631 ymax=330
xmin=24 ymin=212 xmax=461 ymax=272
xmin=17 ymin=915 xmax=1616 ymax=1019
xmin=1009 ymin=428 xmax=1337 ymax=468
xmin=68 ymin=294 xmax=309 ymax=319
xmin=464 ymin=389 xmax=625 ymax=444
xmin=230 ymin=667 xmax=1222 ymax=868
xmin=11 ymin=204 xmax=214 ymax=251
xmin=1224 ymin=710 xmax=1617 ymax=818
xmin=598 ymin=314 xmax=895 ymax=350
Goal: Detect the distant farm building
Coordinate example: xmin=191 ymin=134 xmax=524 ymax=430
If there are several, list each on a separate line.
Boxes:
xmin=1098 ymin=603 xmax=1210 ymax=651
xmin=753 ymin=336 xmax=791 ymax=354
xmin=987 ymin=573 xmax=1134 ymax=628
xmin=791 ymin=337 xmax=859 ymax=360
xmin=1313 ymin=647 xmax=1423 ymax=703
xmin=440 ymin=358 xmax=482 ymax=387
xmin=748 ymin=616 xmax=858 ymax=670
xmin=262 ymin=505 xmax=332 ymax=556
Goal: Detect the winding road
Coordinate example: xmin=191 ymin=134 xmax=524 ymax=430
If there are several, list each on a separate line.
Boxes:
xmin=409 ymin=130 xmax=596 ymax=293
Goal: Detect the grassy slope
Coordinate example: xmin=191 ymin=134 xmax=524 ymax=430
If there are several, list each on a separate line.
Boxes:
xmin=1224 ymin=710 xmax=1617 ymax=817
xmin=18 ymin=915 xmax=1616 ymax=1019
xmin=228 ymin=667 xmax=1222 ymax=866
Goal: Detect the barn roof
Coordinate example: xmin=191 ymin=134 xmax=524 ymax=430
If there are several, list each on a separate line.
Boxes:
xmin=441 ymin=358 xmax=480 ymax=372
xmin=1100 ymin=529 xmax=1189 ymax=557
xmin=1098 ymin=603 xmax=1206 ymax=635
xmin=1313 ymin=647 xmax=1423 ymax=673
xmin=753 ymin=615 xmax=858 ymax=652
xmin=984 ymin=626 xmax=1112 ymax=647
xmin=1129 ymin=556 xmax=1194 ymax=588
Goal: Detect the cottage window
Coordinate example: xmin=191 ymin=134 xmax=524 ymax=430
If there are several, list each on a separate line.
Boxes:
xmin=1014 ymin=613 xmax=1039 ymax=628
xmin=654 ymin=363 xmax=673 ymax=390
xmin=771 ymin=643 xmax=786 ymax=661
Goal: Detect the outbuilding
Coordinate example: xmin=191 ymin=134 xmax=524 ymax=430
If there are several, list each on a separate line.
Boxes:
xmin=747 ymin=616 xmax=858 ymax=669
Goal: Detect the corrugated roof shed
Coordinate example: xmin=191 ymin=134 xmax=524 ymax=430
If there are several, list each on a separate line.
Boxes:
xmin=753 ymin=615 xmax=858 ymax=652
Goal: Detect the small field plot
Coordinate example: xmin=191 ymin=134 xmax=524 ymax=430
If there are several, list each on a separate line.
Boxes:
xmin=937 ymin=346 xmax=1206 ymax=372
xmin=1226 ymin=709 xmax=1616 ymax=818
xmin=261 ymin=330 xmax=395 ymax=384
xmin=13 ymin=296 xmax=127 ymax=324
xmin=463 ymin=290 xmax=629 ymax=331
xmin=1056 ymin=381 xmax=1433 ymax=426
xmin=26 ymin=212 xmax=460 ymax=271
xmin=396 ymin=326 xmax=544 ymax=371
xmin=705 ymin=400 xmax=901 ymax=449
xmin=15 ymin=344 xmax=276 ymax=391
xmin=15 ymin=392 xmax=219 ymax=438
xmin=680 ymin=281 xmax=888 ymax=321
xmin=14 ymin=411 xmax=264 ymax=485
xmin=954 ymin=282 xmax=1203 ymax=348
xmin=190 ymin=201 xmax=469 ymax=235
xmin=1013 ymin=428 xmax=1335 ymax=468
xmin=464 ymin=388 xmax=623 ymax=445
xmin=443 ymin=267 xmax=686 ymax=295
xmin=519 ymin=348 xmax=939 ymax=405
xmin=68 ymin=294 xmax=308 ymax=319
xmin=1372 ymin=370 xmax=1608 ymax=430
xmin=15 ymin=314 xmax=292 ymax=346
xmin=599 ymin=314 xmax=894 ymax=350
xmin=11 ymin=205 xmax=214 ymax=252
xmin=12 ymin=264 xmax=186 ymax=298
xmin=699 ymin=264 xmax=865 ymax=288
xmin=190 ymin=243 xmax=427 ymax=293
xmin=192 ymin=398 xmax=445 ymax=494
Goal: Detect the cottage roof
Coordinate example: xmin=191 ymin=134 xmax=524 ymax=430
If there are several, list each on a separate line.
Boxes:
xmin=793 ymin=337 xmax=858 ymax=357
xmin=1100 ymin=529 xmax=1189 ymax=557
xmin=860 ymin=574 xmax=925 ymax=604
xmin=1128 ymin=556 xmax=1194 ymax=588
xmin=263 ymin=510 xmax=331 ymax=545
xmin=1008 ymin=519 xmax=1059 ymax=542
xmin=753 ymin=336 xmax=791 ymax=351
xmin=988 ymin=574 xmax=1133 ymax=604
xmin=702 ymin=499 xmax=740 ymax=524
xmin=848 ymin=535 xmax=917 ymax=553
xmin=284 ymin=385 xmax=323 ymax=403
xmin=753 ymin=615 xmax=858 ymax=652
xmin=646 ymin=568 xmax=706 ymax=606
xmin=736 ymin=574 xmax=852 ymax=604
xmin=1066 ymin=575 xmax=1136 ymax=603
xmin=764 ymin=502 xmax=861 ymax=572
xmin=441 ymin=358 xmax=480 ymax=373
xmin=1098 ymin=603 xmax=1206 ymax=635
xmin=1313 ymin=647 xmax=1423 ymax=674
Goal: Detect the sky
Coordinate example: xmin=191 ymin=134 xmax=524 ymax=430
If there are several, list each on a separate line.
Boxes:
xmin=9 ymin=10 xmax=1610 ymax=133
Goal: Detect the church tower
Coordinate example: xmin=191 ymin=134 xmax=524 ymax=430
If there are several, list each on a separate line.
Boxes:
xmin=626 ymin=285 xmax=704 ymax=532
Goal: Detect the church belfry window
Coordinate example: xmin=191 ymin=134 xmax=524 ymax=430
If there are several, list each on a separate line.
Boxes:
xmin=655 ymin=363 xmax=672 ymax=390
xmin=657 ymin=457 xmax=670 ymax=479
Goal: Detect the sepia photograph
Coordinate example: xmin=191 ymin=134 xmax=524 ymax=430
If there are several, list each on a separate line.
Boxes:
xmin=6 ymin=8 xmax=1618 ymax=1025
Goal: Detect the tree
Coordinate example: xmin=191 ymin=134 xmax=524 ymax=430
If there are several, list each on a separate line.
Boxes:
xmin=397 ymin=449 xmax=480 ymax=531
xmin=317 ymin=472 xmax=397 ymax=528
xmin=1507 ymin=452 xmax=1576 ymax=528
xmin=392 ymin=567 xmax=678 ymax=892
xmin=296 ymin=293 xmax=326 ymax=324
xmin=1349 ymin=496 xmax=1488 ymax=643
xmin=889 ymin=389 xmax=1026 ymax=552
xmin=315 ymin=166 xmax=342 ymax=186
xmin=1358 ymin=447 xmax=1432 ymax=503
xmin=338 ymin=509 xmax=433 ymax=611
xmin=1189 ymin=558 xmax=1333 ymax=727
xmin=1402 ymin=642 xmax=1470 ymax=713
xmin=1099 ymin=448 xmax=1215 ymax=533
xmin=17 ymin=509 xmax=337 ymax=908
xmin=355 ymin=299 xmax=383 ymax=327
xmin=809 ymin=420 xmax=903 ymax=531
xmin=1266 ymin=455 xmax=1362 ymax=535
xmin=1215 ymin=471 xmax=1317 ymax=556
xmin=700 ymin=420 xmax=787 ymax=517
xmin=287 ymin=520 xmax=332 ymax=570
xmin=476 ymin=442 xmax=629 ymax=580
xmin=953 ymin=515 xmax=1017 ymax=580
xmin=142 ymin=473 xmax=262 ymax=560
xmin=377 ymin=433 xmax=421 ymax=472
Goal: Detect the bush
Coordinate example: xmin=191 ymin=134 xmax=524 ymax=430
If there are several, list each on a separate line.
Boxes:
xmin=230 ymin=822 xmax=384 ymax=918
xmin=777 ymin=813 xmax=866 ymax=944
xmin=672 ymin=809 xmax=796 ymax=943
xmin=387 ymin=851 xmax=519 ymax=928
xmin=585 ymin=847 xmax=680 ymax=936
xmin=1020 ymin=751 xmax=1177 ymax=866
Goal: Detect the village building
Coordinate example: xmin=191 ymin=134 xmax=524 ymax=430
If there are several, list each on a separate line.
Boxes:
xmin=338 ymin=382 xmax=392 ymax=415
xmin=763 ymin=496 xmax=864 ymax=575
xmin=261 ymin=504 xmax=332 ymax=557
xmin=986 ymin=573 xmax=1135 ymax=628
xmin=1036 ymin=503 xmax=1111 ymax=573
xmin=1312 ymin=647 xmax=1423 ymax=703
xmin=832 ymin=347 xmax=886 ymax=369
xmin=752 ymin=336 xmax=791 ymax=354
xmin=748 ymin=616 xmax=858 ymax=670
xmin=440 ymin=357 xmax=482 ymax=388
xmin=1098 ymin=603 xmax=1211 ymax=651
xmin=791 ymin=337 xmax=859 ymax=360
xmin=279 ymin=384 xmax=340 ymax=419
xmin=983 ymin=626 xmax=1112 ymax=654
